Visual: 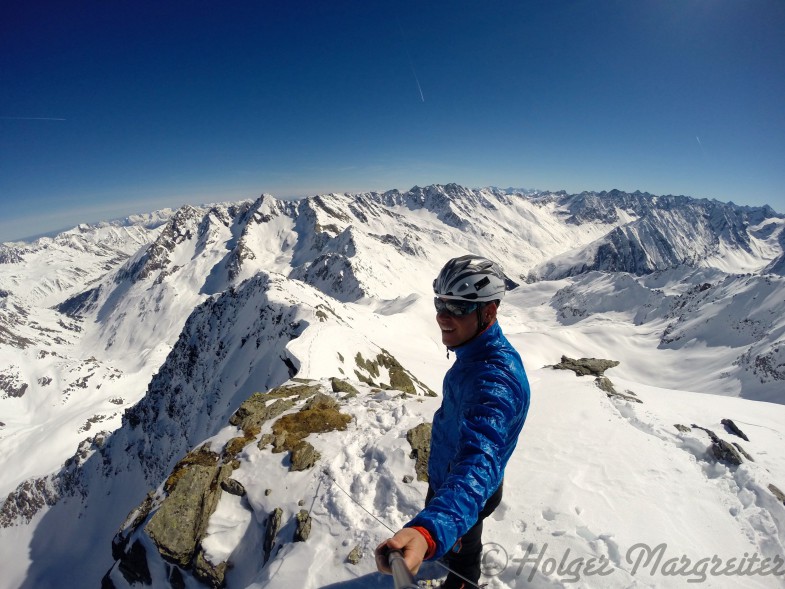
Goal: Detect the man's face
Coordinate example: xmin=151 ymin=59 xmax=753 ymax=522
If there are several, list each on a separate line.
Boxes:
xmin=436 ymin=299 xmax=480 ymax=348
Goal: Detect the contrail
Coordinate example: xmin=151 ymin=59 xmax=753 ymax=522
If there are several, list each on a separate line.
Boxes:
xmin=0 ymin=116 xmax=67 ymax=121
xmin=696 ymin=136 xmax=706 ymax=156
xmin=396 ymin=15 xmax=425 ymax=102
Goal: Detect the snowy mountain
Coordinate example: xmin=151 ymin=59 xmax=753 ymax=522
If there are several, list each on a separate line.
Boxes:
xmin=0 ymin=185 xmax=784 ymax=588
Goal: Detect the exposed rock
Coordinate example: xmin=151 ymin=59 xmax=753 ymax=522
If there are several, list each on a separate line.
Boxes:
xmin=289 ymin=440 xmax=321 ymax=472
xmin=257 ymin=433 xmax=274 ymax=450
xmin=407 ymin=423 xmax=432 ymax=482
xmin=224 ymin=431 xmax=258 ymax=460
xmin=596 ymin=377 xmax=643 ymax=403
xmin=100 ymin=568 xmax=117 ymax=589
xmin=769 ymin=484 xmax=785 ymax=505
xmin=721 ymin=419 xmax=749 ymax=441
xmin=265 ymin=489 xmax=272 ymax=496
xmin=691 ymin=425 xmax=720 ymax=443
xmin=552 ymin=356 xmax=620 ymax=377
xmin=733 ymin=443 xmax=754 ymax=462
xmin=674 ymin=424 xmax=692 ymax=433
xmin=378 ymin=351 xmax=416 ymax=395
xmin=113 ymin=492 xmax=156 ymax=560
xmin=220 ymin=478 xmax=247 ymax=497
xmin=264 ymin=508 xmax=283 ymax=563
xmin=168 ymin=565 xmax=186 ymax=589
xmin=303 ymin=392 xmax=340 ymax=411
xmin=354 ymin=350 xmax=433 ymax=395
xmin=117 ymin=539 xmax=152 ymax=586
xmin=403 ymin=475 xmax=414 ymax=484
xmin=712 ymin=440 xmax=744 ymax=466
xmin=294 ymin=509 xmax=312 ymax=542
xmin=691 ymin=425 xmax=744 ymax=466
xmin=331 ymin=377 xmax=359 ymax=397
xmin=0 ymin=371 xmax=28 ymax=398
xmin=228 ymin=393 xmax=299 ymax=434
xmin=144 ymin=447 xmax=232 ymax=567
xmin=271 ymin=433 xmax=289 ymax=453
xmin=0 ymin=475 xmax=61 ymax=527
xmin=281 ymin=355 xmax=298 ymax=378
xmin=194 ymin=547 xmax=227 ymax=589
xmin=347 ymin=545 xmax=363 ymax=565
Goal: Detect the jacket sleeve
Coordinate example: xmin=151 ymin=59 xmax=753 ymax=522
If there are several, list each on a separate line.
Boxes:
xmin=404 ymin=366 xmax=528 ymax=557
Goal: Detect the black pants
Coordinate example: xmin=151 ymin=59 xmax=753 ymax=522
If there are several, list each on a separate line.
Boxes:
xmin=425 ymin=482 xmax=503 ymax=589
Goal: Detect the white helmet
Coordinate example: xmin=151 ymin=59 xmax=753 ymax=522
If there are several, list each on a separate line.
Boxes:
xmin=433 ymin=255 xmax=507 ymax=302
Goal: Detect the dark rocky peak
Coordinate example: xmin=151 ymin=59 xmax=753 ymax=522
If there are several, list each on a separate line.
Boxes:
xmin=239 ymin=194 xmax=295 ymax=226
xmin=562 ymin=190 xmax=651 ymax=224
xmin=375 ymin=184 xmax=475 ymax=229
xmin=290 ymin=253 xmax=364 ymax=302
xmin=0 ymin=246 xmax=25 ymax=264
xmin=122 ymin=205 xmax=205 ymax=282
xmin=323 ymin=226 xmax=358 ymax=258
xmin=703 ymin=200 xmax=771 ymax=254
xmin=201 ymin=205 xmax=234 ymax=231
xmin=309 ymin=194 xmax=352 ymax=224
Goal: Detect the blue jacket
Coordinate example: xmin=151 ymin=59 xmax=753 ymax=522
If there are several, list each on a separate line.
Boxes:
xmin=405 ymin=321 xmax=530 ymax=558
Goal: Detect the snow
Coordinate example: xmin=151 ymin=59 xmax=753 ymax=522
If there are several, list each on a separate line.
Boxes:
xmin=0 ymin=186 xmax=784 ymax=588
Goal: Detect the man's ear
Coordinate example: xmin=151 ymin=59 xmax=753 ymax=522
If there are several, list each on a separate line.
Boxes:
xmin=484 ymin=301 xmax=498 ymax=323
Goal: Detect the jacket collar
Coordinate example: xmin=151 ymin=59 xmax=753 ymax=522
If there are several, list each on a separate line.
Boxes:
xmin=453 ymin=320 xmax=503 ymax=362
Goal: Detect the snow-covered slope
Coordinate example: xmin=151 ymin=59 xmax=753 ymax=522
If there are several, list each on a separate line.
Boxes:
xmin=529 ymin=191 xmax=784 ymax=279
xmin=0 ymin=184 xmax=784 ymax=589
xmin=100 ymin=371 xmax=785 ymax=589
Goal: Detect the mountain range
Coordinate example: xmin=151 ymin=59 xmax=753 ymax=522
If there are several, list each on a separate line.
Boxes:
xmin=1 ymin=184 xmax=784 ymax=588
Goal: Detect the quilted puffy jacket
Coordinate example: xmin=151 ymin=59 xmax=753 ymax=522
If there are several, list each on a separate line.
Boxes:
xmin=405 ymin=320 xmax=530 ymax=557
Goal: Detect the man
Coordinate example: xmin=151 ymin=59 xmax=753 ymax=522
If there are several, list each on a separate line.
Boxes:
xmin=376 ymin=255 xmax=531 ymax=588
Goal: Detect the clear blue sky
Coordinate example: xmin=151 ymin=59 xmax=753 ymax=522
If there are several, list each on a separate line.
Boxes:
xmin=2 ymin=1 xmax=784 ymax=242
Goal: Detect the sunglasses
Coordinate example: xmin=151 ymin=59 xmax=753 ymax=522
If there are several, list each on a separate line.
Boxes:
xmin=434 ymin=297 xmax=479 ymax=317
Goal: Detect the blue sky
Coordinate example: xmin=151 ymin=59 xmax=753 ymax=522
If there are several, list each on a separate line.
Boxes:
xmin=1 ymin=1 xmax=784 ymax=242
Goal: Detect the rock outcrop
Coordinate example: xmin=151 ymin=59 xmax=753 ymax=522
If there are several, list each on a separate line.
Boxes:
xmin=407 ymin=423 xmax=432 ymax=482
xmin=551 ymin=356 xmax=620 ymax=377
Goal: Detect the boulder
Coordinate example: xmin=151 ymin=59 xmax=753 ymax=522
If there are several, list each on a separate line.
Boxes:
xmin=144 ymin=448 xmax=232 ymax=567
xmin=116 ymin=539 xmax=152 ymax=586
xmin=769 ymin=484 xmax=785 ymax=505
xmin=596 ymin=378 xmax=642 ymax=403
xmin=691 ymin=425 xmax=744 ymax=466
xmin=303 ymin=392 xmax=339 ymax=411
xmin=347 ymin=545 xmax=363 ymax=565
xmin=264 ymin=508 xmax=283 ymax=563
xmin=712 ymin=439 xmax=744 ymax=466
xmin=407 ymin=423 xmax=432 ymax=482
xmin=733 ymin=443 xmax=754 ymax=462
xmin=721 ymin=419 xmax=749 ymax=441
xmin=294 ymin=509 xmax=312 ymax=542
xmin=290 ymin=440 xmax=321 ymax=471
xmin=194 ymin=547 xmax=227 ymax=589
xmin=220 ymin=478 xmax=247 ymax=497
xmin=331 ymin=377 xmax=359 ymax=397
xmin=552 ymin=356 xmax=620 ymax=377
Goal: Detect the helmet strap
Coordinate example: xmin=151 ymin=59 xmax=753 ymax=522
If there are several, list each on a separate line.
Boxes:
xmin=476 ymin=303 xmax=487 ymax=336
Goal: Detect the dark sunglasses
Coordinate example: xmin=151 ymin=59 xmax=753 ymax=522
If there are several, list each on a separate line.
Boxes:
xmin=434 ymin=297 xmax=479 ymax=317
